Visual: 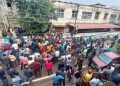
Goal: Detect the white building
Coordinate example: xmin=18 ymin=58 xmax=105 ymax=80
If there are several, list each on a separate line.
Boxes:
xmin=51 ymin=1 xmax=120 ymax=32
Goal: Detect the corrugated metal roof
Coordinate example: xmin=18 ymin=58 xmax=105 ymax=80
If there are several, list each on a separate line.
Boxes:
xmin=68 ymin=23 xmax=120 ymax=29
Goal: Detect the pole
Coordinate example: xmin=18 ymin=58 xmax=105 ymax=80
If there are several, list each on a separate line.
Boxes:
xmin=73 ymin=4 xmax=79 ymax=38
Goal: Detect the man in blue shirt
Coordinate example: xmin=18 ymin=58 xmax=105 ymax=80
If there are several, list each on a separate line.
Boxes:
xmin=52 ymin=72 xmax=64 ymax=86
xmin=0 ymin=66 xmax=9 ymax=86
xmin=7 ymin=67 xmax=18 ymax=78
xmin=59 ymin=69 xmax=66 ymax=86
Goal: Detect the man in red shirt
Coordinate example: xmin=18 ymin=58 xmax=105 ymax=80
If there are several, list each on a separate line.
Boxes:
xmin=31 ymin=61 xmax=42 ymax=78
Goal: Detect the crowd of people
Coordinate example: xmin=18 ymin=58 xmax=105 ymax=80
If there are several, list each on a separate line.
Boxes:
xmin=0 ymin=31 xmax=119 ymax=86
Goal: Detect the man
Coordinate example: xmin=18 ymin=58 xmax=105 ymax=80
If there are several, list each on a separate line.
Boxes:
xmin=60 ymin=44 xmax=65 ymax=55
xmin=66 ymin=57 xmax=72 ymax=71
xmin=90 ymin=75 xmax=103 ymax=86
xmin=58 ymin=58 xmax=64 ymax=70
xmin=31 ymin=41 xmax=37 ymax=52
xmin=52 ymin=72 xmax=64 ymax=86
xmin=47 ymin=44 xmax=52 ymax=53
xmin=7 ymin=67 xmax=18 ymax=78
xmin=74 ymin=70 xmax=82 ymax=86
xmin=31 ymin=60 xmax=42 ymax=78
xmin=0 ymin=66 xmax=9 ymax=86
xmin=103 ymin=65 xmax=115 ymax=75
xmin=87 ymin=47 xmax=96 ymax=66
xmin=82 ymin=70 xmax=93 ymax=86
xmin=12 ymin=42 xmax=18 ymax=50
xmin=11 ymin=73 xmax=22 ymax=86
xmin=59 ymin=69 xmax=66 ymax=86
xmin=9 ymin=53 xmax=16 ymax=68
xmin=1 ymin=54 xmax=9 ymax=68
xmin=77 ymin=55 xmax=84 ymax=71
xmin=24 ymin=65 xmax=34 ymax=84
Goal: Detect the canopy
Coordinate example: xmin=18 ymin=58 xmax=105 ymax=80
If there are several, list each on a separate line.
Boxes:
xmin=68 ymin=23 xmax=120 ymax=29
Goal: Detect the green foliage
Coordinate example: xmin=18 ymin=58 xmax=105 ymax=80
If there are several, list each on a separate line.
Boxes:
xmin=115 ymin=43 xmax=120 ymax=53
xmin=14 ymin=0 xmax=56 ymax=33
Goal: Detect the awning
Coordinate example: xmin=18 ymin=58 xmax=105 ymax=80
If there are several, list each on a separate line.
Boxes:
xmin=52 ymin=23 xmax=66 ymax=28
xmin=67 ymin=23 xmax=120 ymax=29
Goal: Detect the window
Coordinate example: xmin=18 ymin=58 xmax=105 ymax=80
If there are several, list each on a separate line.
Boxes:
xmin=55 ymin=9 xmax=64 ymax=18
xmin=118 ymin=15 xmax=120 ymax=20
xmin=110 ymin=14 xmax=117 ymax=20
xmin=98 ymin=54 xmax=112 ymax=64
xmin=103 ymin=13 xmax=108 ymax=20
xmin=94 ymin=12 xmax=100 ymax=20
xmin=7 ymin=3 xmax=11 ymax=7
xmin=72 ymin=10 xmax=78 ymax=19
xmin=82 ymin=12 xmax=92 ymax=19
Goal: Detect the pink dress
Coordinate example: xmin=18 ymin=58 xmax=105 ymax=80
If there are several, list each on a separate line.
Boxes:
xmin=45 ymin=62 xmax=53 ymax=70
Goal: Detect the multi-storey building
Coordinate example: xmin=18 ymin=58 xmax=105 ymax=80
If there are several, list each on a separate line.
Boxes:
xmin=1 ymin=0 xmax=120 ymax=36
xmin=51 ymin=1 xmax=120 ymax=33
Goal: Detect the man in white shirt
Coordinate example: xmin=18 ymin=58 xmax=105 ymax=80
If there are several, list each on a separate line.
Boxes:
xmin=54 ymin=50 xmax=60 ymax=58
xmin=12 ymin=42 xmax=18 ymax=50
xmin=90 ymin=76 xmax=103 ymax=86
xmin=34 ymin=52 xmax=42 ymax=60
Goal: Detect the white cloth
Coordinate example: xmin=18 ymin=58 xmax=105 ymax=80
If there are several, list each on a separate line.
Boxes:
xmin=61 ymin=54 xmax=71 ymax=61
xmin=12 ymin=43 xmax=18 ymax=50
xmin=34 ymin=52 xmax=40 ymax=57
xmin=54 ymin=50 xmax=60 ymax=57
xmin=29 ymin=55 xmax=35 ymax=60
xmin=66 ymin=45 xmax=70 ymax=51
xmin=83 ymin=49 xmax=88 ymax=56
xmin=45 ymin=41 xmax=49 ymax=45
xmin=12 ymin=76 xmax=20 ymax=82
xmin=89 ymin=78 xmax=100 ymax=86
xmin=34 ymin=52 xmax=42 ymax=59
xmin=109 ymin=66 xmax=115 ymax=74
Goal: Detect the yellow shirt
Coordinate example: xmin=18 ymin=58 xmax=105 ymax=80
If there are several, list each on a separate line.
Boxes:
xmin=47 ymin=45 xmax=52 ymax=52
xmin=83 ymin=73 xmax=93 ymax=83
xmin=38 ymin=43 xmax=43 ymax=49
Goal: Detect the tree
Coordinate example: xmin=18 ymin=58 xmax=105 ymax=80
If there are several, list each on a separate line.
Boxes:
xmin=13 ymin=0 xmax=56 ymax=34
xmin=116 ymin=43 xmax=120 ymax=53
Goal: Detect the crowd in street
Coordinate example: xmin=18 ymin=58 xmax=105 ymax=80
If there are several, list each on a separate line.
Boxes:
xmin=0 ymin=31 xmax=120 ymax=86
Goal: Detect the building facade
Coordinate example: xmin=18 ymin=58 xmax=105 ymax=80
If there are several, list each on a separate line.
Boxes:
xmin=51 ymin=1 xmax=120 ymax=31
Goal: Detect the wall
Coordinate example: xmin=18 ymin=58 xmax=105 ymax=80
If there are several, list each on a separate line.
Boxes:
xmin=52 ymin=1 xmax=120 ymax=26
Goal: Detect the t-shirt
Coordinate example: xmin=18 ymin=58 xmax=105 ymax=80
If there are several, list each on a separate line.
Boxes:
xmin=12 ymin=43 xmax=18 ymax=50
xmin=52 ymin=75 xmax=64 ymax=84
xmin=54 ymin=50 xmax=60 ymax=57
xmin=20 ymin=57 xmax=28 ymax=64
xmin=9 ymin=55 xmax=16 ymax=61
xmin=8 ymin=69 xmax=18 ymax=78
xmin=45 ymin=41 xmax=49 ymax=45
xmin=83 ymin=73 xmax=93 ymax=83
xmin=34 ymin=52 xmax=42 ymax=59
xmin=0 ymin=70 xmax=6 ymax=79
xmin=90 ymin=78 xmax=100 ymax=86
xmin=38 ymin=43 xmax=43 ymax=50
xmin=47 ymin=45 xmax=52 ymax=52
